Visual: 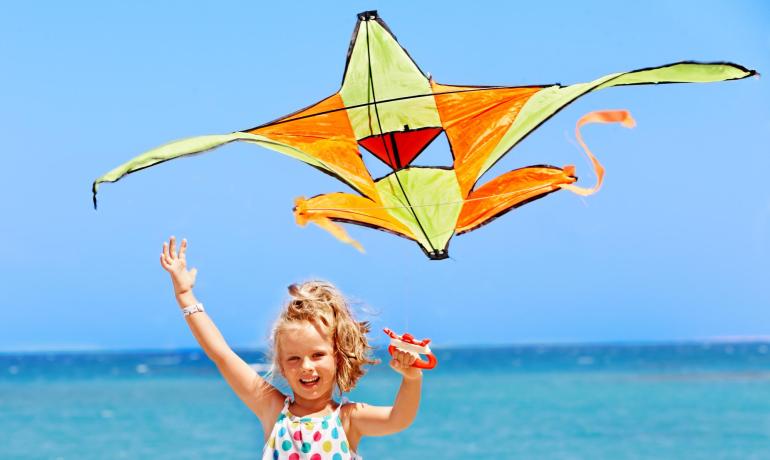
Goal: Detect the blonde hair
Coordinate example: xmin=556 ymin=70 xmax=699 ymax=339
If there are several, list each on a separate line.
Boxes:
xmin=270 ymin=281 xmax=376 ymax=393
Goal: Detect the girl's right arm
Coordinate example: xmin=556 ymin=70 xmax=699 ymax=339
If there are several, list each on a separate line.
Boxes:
xmin=160 ymin=237 xmax=285 ymax=429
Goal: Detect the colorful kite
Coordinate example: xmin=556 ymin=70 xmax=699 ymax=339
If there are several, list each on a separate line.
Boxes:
xmin=93 ymin=10 xmax=756 ymax=259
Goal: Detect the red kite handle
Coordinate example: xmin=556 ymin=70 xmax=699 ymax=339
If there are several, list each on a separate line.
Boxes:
xmin=384 ymin=328 xmax=437 ymax=370
xmin=388 ymin=345 xmax=437 ymax=369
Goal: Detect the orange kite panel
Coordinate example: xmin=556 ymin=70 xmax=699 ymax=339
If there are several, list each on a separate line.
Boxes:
xmin=431 ymin=82 xmax=543 ymax=196
xmin=456 ymin=166 xmax=576 ymax=234
xmin=247 ymin=93 xmax=377 ymax=199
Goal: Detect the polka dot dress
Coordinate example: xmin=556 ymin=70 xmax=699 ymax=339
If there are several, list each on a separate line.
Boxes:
xmin=262 ymin=398 xmax=362 ymax=460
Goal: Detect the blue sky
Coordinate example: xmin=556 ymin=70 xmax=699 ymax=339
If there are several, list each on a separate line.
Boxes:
xmin=1 ymin=1 xmax=768 ymax=351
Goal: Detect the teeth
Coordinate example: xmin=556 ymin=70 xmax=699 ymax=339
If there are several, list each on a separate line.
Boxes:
xmin=300 ymin=377 xmax=319 ymax=384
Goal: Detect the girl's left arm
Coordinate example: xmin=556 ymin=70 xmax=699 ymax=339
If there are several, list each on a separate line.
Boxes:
xmin=348 ymin=349 xmax=422 ymax=437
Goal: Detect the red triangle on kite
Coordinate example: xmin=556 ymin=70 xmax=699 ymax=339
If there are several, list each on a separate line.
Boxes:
xmin=358 ymin=127 xmax=443 ymax=169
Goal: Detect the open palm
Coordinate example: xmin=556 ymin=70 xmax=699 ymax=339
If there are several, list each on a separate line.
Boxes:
xmin=160 ymin=236 xmax=197 ymax=295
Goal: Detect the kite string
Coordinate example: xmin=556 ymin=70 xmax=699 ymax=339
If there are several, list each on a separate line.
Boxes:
xmin=302 ymin=182 xmax=558 ymax=212
xmin=246 ymin=86 xmax=539 ymax=132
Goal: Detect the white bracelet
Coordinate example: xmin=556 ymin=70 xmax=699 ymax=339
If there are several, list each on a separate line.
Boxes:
xmin=182 ymin=303 xmax=205 ymax=317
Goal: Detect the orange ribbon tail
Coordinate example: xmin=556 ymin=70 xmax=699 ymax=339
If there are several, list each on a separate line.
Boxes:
xmin=560 ymin=109 xmax=636 ymax=196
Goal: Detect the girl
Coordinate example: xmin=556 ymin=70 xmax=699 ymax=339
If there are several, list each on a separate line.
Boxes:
xmin=160 ymin=236 xmax=422 ymax=459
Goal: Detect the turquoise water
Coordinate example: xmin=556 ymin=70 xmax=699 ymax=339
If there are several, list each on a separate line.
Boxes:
xmin=3 ymin=343 xmax=770 ymax=459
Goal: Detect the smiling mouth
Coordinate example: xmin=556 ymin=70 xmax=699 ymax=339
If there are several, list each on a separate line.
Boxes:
xmin=299 ymin=376 xmax=320 ymax=386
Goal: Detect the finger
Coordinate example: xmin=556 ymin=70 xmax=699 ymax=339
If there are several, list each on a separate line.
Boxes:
xmin=190 ymin=268 xmax=198 ymax=284
xmin=169 ymin=236 xmax=177 ymax=259
xmin=179 ymin=239 xmax=188 ymax=260
xmin=160 ymin=253 xmax=170 ymax=269
xmin=162 ymin=242 xmax=172 ymax=265
xmin=389 ymin=359 xmax=400 ymax=370
xmin=393 ymin=349 xmax=404 ymax=364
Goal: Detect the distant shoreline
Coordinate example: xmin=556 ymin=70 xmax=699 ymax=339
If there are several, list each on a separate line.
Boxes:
xmin=3 ymin=337 xmax=770 ymax=356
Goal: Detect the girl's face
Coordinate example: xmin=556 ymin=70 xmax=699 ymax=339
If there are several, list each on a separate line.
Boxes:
xmin=278 ymin=320 xmax=336 ymax=401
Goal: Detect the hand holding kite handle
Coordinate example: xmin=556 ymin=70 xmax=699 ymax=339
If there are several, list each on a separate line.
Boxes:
xmin=384 ymin=328 xmax=437 ymax=370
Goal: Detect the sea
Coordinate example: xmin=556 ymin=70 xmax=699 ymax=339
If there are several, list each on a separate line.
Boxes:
xmin=2 ymin=342 xmax=770 ymax=459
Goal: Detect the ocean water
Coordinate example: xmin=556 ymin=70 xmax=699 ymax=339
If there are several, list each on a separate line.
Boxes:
xmin=2 ymin=342 xmax=770 ymax=459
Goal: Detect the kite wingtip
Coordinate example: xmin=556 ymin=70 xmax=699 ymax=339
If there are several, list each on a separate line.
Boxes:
xmin=357 ymin=10 xmax=378 ymax=21
xmin=427 ymin=249 xmax=450 ymax=260
xmin=293 ymin=197 xmax=309 ymax=227
xmin=91 ymin=182 xmax=99 ymax=210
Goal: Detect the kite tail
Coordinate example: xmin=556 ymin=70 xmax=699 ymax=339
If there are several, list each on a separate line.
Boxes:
xmin=560 ymin=110 xmax=636 ymax=197
xmin=294 ymin=197 xmax=365 ymax=253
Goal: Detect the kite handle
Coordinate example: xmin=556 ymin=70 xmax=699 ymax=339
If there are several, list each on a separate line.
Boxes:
xmin=384 ymin=328 xmax=437 ymax=370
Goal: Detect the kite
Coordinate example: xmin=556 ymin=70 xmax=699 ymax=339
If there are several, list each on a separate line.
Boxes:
xmin=93 ymin=10 xmax=756 ymax=259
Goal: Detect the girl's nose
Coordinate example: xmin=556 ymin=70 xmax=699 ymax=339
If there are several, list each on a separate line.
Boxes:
xmin=301 ymin=356 xmax=313 ymax=370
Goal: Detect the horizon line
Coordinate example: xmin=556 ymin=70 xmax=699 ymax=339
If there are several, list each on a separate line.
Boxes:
xmin=3 ymin=335 xmax=770 ymax=355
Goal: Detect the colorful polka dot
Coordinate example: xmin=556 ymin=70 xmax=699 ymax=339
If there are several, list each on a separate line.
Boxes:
xmin=269 ymin=402 xmax=360 ymax=459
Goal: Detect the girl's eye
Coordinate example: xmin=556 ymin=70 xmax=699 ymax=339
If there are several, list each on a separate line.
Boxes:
xmin=312 ymin=352 xmax=325 ymax=358
xmin=287 ymin=357 xmax=300 ymax=362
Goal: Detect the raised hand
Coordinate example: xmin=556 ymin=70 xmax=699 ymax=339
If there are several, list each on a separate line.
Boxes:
xmin=389 ymin=348 xmax=422 ymax=380
xmin=160 ymin=236 xmax=197 ymax=296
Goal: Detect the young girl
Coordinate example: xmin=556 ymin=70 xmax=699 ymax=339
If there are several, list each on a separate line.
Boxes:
xmin=160 ymin=236 xmax=422 ymax=459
